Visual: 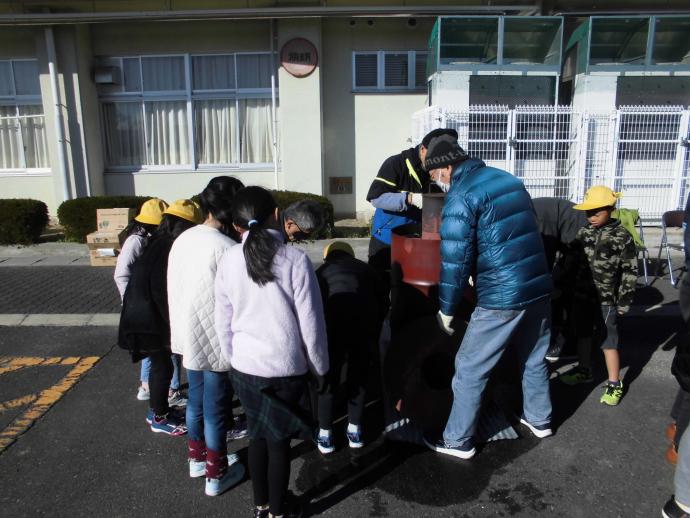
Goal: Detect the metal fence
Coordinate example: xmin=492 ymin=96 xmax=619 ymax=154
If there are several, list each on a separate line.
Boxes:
xmin=412 ymin=105 xmax=690 ymax=222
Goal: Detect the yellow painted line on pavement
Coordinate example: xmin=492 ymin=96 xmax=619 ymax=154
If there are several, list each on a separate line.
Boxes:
xmin=0 ymin=394 xmax=38 ymax=412
xmin=0 ymin=355 xmax=101 ymax=453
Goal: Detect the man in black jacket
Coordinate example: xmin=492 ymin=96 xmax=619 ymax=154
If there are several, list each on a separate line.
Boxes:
xmin=314 ymin=241 xmax=387 ymax=454
xmin=366 ymin=128 xmax=458 ymax=271
xmin=532 ymin=197 xmax=587 ymax=362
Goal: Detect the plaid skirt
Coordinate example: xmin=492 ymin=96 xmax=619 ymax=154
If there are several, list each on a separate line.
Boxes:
xmin=231 ymin=369 xmax=314 ymax=442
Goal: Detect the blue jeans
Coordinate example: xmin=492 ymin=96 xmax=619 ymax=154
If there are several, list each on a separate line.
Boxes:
xmin=443 ymin=298 xmax=552 ymax=446
xmin=186 ymin=369 xmax=230 ymax=453
xmin=677 ymin=427 xmax=690 ymax=508
xmin=140 ymin=355 xmax=181 ymax=390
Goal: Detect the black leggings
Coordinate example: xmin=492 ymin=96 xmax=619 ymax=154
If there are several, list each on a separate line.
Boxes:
xmin=248 ymin=438 xmax=291 ymax=515
xmin=148 ymin=350 xmax=173 ymax=416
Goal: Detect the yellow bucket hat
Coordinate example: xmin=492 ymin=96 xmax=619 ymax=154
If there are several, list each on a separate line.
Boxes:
xmin=135 ymin=198 xmax=169 ymax=226
xmin=323 ymin=241 xmax=355 ymax=260
xmin=163 ymin=199 xmax=203 ymax=224
xmin=573 ymin=186 xmax=622 ymax=211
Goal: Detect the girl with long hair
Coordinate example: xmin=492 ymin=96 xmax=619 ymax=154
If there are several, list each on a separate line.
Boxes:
xmin=215 ymin=186 xmax=329 ymax=518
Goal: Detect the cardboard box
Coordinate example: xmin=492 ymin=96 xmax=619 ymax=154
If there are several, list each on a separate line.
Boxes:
xmin=89 ymin=249 xmax=118 ymax=267
xmin=86 ymin=230 xmax=126 ymax=250
xmin=96 ymin=208 xmax=136 ymax=232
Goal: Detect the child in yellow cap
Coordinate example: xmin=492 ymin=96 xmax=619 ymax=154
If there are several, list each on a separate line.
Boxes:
xmin=559 ymin=186 xmax=638 ymax=406
xmin=114 ymin=198 xmax=183 ymax=404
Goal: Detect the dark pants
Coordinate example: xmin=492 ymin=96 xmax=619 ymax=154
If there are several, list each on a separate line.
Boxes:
xmin=148 ymin=350 xmax=174 ymax=416
xmin=672 ymin=388 xmax=690 ymax=448
xmin=318 ymin=338 xmax=370 ymax=428
xmin=248 ymin=438 xmax=291 ymax=515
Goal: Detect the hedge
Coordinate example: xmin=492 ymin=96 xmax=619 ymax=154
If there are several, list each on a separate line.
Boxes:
xmin=57 ymin=196 xmax=151 ymax=242
xmin=0 ymin=199 xmax=49 ymax=245
xmin=57 ymin=190 xmax=335 ymax=242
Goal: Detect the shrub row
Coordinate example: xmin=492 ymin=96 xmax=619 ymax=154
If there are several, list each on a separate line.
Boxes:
xmin=0 ymin=199 xmax=49 ymax=245
xmin=57 ymin=190 xmax=335 ymax=242
xmin=57 ymin=196 xmax=152 ymax=242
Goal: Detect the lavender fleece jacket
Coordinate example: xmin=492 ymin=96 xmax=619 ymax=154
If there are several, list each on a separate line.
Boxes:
xmin=214 ymin=229 xmax=329 ymax=378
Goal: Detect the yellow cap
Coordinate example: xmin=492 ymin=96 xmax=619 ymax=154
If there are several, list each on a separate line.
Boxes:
xmin=323 ymin=241 xmax=355 ymax=260
xmin=573 ymin=186 xmax=621 ymax=211
xmin=163 ymin=199 xmax=203 ymax=224
xmin=135 ymin=198 xmax=169 ymax=226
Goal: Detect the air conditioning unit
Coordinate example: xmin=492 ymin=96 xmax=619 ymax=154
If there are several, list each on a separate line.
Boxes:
xmin=93 ymin=66 xmax=120 ymax=85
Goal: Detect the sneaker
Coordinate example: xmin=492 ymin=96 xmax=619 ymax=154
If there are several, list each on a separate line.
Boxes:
xmin=423 ymin=434 xmax=475 ymax=460
xmin=145 ymin=408 xmax=154 ymax=425
xmin=227 ymin=414 xmax=249 ymax=441
xmin=168 ymin=390 xmax=187 ymax=408
xmin=253 ymin=507 xmax=269 ymax=518
xmin=150 ymin=413 xmax=187 ymax=436
xmin=137 ymin=385 xmax=150 ymax=401
xmin=545 ymin=337 xmax=564 ymax=362
xmin=519 ymin=416 xmax=553 ymax=438
xmin=600 ymin=381 xmax=624 ymax=406
xmin=205 ymin=457 xmax=245 ymax=497
xmin=316 ymin=434 xmax=335 ymax=455
xmin=662 ymin=497 xmax=690 ymax=518
xmin=189 ymin=453 xmax=240 ymax=478
xmin=346 ymin=429 xmax=364 ymax=449
xmin=189 ymin=458 xmax=206 ymax=478
xmin=559 ymin=367 xmax=594 ymax=385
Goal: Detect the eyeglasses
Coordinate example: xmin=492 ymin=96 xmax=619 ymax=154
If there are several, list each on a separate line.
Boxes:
xmin=289 ymin=221 xmax=312 ymax=242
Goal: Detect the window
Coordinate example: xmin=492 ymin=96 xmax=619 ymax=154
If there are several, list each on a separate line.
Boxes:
xmin=98 ymin=53 xmax=277 ymax=170
xmin=0 ymin=59 xmax=49 ymax=171
xmin=353 ymin=51 xmax=428 ymax=91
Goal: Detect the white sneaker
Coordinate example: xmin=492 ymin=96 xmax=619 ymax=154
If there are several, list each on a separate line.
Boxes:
xmin=136 ymin=385 xmax=150 ymax=401
xmin=190 ymin=453 xmax=240 ymax=479
xmin=168 ymin=390 xmax=187 ymax=408
xmin=205 ymin=456 xmax=245 ymax=497
xmin=189 ymin=458 xmax=206 ymax=478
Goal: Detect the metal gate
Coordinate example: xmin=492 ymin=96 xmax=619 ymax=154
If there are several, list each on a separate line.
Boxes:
xmin=412 ymin=104 xmax=690 ymax=222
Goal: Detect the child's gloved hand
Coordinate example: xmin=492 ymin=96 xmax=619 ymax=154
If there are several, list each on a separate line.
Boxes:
xmin=436 ymin=311 xmax=455 ymax=335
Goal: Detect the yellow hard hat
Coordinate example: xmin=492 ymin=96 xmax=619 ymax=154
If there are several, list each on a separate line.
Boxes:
xmin=323 ymin=241 xmax=354 ymax=260
xmin=135 ymin=198 xmax=169 ymax=226
xmin=573 ymin=186 xmax=622 ymax=211
xmin=163 ymin=199 xmax=203 ymax=224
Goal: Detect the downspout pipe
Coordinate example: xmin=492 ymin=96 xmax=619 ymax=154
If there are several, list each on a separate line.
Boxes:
xmin=45 ymin=27 xmax=71 ymax=202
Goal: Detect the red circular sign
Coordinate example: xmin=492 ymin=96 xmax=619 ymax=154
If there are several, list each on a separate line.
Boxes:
xmin=280 ymin=38 xmax=318 ymax=78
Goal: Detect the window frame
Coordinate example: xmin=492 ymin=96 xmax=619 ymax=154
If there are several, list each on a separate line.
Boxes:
xmin=0 ymin=58 xmax=50 ymax=176
xmin=98 ymin=52 xmax=278 ymax=173
xmin=352 ymin=50 xmax=428 ymax=93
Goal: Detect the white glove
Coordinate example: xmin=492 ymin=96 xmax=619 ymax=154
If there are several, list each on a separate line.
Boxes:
xmin=408 ymin=193 xmax=424 ymax=209
xmin=436 ymin=311 xmax=455 ymax=336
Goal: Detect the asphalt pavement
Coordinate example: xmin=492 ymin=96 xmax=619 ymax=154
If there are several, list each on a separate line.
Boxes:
xmin=0 ymin=241 xmax=686 ymax=517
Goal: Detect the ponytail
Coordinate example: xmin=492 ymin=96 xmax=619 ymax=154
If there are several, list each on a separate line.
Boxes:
xmin=231 ymin=187 xmax=279 ymax=286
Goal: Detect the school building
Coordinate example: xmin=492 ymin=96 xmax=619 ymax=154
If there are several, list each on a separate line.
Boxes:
xmin=1 ymin=1 xmax=689 ymax=220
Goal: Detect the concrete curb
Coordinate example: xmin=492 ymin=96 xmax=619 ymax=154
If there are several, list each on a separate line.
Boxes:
xmin=0 ymin=313 xmax=120 ymax=327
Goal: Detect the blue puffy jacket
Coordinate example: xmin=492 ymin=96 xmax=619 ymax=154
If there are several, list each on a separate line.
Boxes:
xmin=439 ymin=158 xmax=551 ymax=314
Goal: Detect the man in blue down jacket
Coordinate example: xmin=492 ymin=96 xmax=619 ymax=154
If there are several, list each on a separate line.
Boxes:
xmin=422 ymin=134 xmax=553 ymax=460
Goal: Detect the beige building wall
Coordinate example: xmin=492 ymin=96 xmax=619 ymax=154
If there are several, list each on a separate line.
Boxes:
xmin=0 ymin=28 xmax=59 ymax=213
xmin=321 ymin=17 xmax=431 ymax=219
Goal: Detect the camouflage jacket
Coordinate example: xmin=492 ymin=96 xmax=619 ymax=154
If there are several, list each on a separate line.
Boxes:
xmin=571 ymin=219 xmax=638 ymax=312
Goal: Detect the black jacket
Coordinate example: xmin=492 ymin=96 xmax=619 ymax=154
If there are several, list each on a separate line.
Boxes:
xmin=118 ymin=235 xmax=174 ymax=361
xmin=315 ymin=252 xmax=387 ymax=345
xmin=532 ymin=197 xmax=587 ymax=270
xmin=366 ymin=147 xmax=430 ymax=201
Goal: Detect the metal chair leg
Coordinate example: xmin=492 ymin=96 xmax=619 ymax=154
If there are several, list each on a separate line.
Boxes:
xmin=656 ymin=244 xmax=664 ymax=278
xmin=666 ymin=244 xmax=676 ymax=286
xmin=641 ymin=249 xmax=649 ymax=286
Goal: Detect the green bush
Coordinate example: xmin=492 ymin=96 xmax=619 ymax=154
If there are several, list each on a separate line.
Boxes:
xmin=57 ymin=196 xmax=151 ymax=242
xmin=271 ymin=190 xmax=334 ymax=239
xmin=0 ymin=199 xmax=49 ymax=245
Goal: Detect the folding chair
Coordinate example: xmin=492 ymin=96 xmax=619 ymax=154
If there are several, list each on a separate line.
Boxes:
xmin=656 ymin=210 xmax=685 ymax=286
xmin=613 ymin=208 xmax=649 ymax=286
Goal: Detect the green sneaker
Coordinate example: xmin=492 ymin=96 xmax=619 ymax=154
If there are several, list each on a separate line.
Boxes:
xmin=600 ymin=381 xmax=624 ymax=406
xmin=559 ymin=367 xmax=594 ymax=385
